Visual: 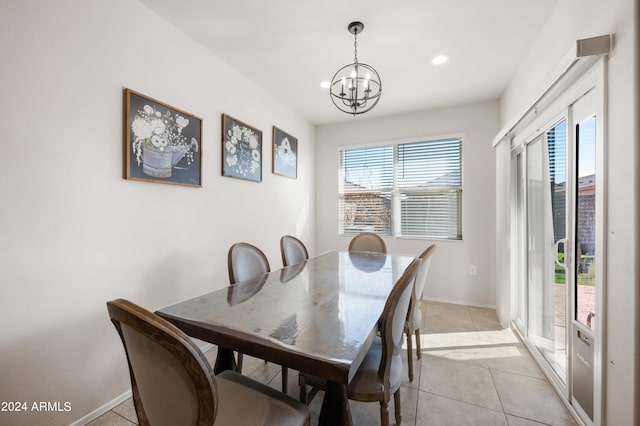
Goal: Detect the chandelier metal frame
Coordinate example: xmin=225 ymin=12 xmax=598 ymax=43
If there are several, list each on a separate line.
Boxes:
xmin=329 ymin=21 xmax=382 ymax=115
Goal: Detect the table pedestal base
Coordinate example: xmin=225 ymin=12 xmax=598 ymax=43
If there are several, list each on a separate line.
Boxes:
xmin=213 ymin=347 xmax=238 ymax=374
xmin=319 ymin=381 xmax=353 ymax=426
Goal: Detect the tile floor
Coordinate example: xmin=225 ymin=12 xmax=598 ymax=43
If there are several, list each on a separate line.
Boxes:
xmin=88 ymin=301 xmax=578 ymax=426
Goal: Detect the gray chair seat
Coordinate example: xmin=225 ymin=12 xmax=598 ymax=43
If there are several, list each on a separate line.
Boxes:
xmin=216 ymin=370 xmax=309 ymax=425
xmin=346 ymin=338 xmax=403 ymax=397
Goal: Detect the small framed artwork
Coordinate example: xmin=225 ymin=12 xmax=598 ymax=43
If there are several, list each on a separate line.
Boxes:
xmin=272 ymin=126 xmax=298 ymax=179
xmin=221 ymin=114 xmax=262 ymax=182
xmin=124 ymin=88 xmax=202 ymax=187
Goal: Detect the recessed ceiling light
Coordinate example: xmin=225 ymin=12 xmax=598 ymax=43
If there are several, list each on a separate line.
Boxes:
xmin=432 ymin=55 xmax=449 ymax=65
xmin=320 ymin=81 xmax=331 ymax=89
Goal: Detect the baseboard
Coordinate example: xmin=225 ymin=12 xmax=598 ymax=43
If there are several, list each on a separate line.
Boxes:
xmin=70 ymin=342 xmax=215 ymax=425
xmin=421 ymin=296 xmax=496 ymax=310
xmin=69 ymin=389 xmax=132 ymax=426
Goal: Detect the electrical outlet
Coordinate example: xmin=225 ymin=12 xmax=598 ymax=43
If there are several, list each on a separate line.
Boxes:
xmin=469 ymin=265 xmax=477 ymax=276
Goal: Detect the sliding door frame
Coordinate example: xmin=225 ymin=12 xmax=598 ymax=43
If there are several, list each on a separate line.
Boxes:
xmin=509 ymin=58 xmax=607 ymax=425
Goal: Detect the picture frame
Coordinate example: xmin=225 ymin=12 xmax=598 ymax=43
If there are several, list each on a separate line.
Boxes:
xmin=221 ymin=114 xmax=262 ymax=182
xmin=124 ymin=88 xmax=202 ymax=187
xmin=272 ymin=126 xmax=298 ymax=179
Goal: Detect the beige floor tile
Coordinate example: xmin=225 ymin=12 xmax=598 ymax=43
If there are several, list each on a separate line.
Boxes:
xmin=424 ymin=315 xmax=477 ymax=334
xmin=506 ymin=414 xmax=549 ymax=425
xmin=422 ymin=330 xmax=481 ymax=349
xmin=424 ymin=301 xmax=472 ymax=321
xmin=419 ymin=354 xmax=502 ymax=412
xmin=472 ymin=317 xmax=507 ymax=332
xmin=237 ymin=354 xmax=282 ymax=384
xmin=111 ymin=399 xmax=137 ymax=424
xmin=416 ymin=391 xmax=508 ymax=426
xmin=475 ymin=327 xmax=523 ymax=345
xmin=267 ymin=367 xmax=304 ymax=399
xmin=483 ymin=345 xmax=545 ymax=379
xmin=400 ymin=344 xmax=422 ymax=388
xmin=307 ymin=389 xmax=325 ymax=416
xmin=203 ymin=344 xmax=218 ymax=366
xmin=468 ymin=306 xmax=501 ymax=325
xmin=492 ymin=370 xmax=577 ymax=426
xmin=86 ymin=411 xmax=136 ymax=426
xmin=423 ymin=344 xmax=489 ymax=368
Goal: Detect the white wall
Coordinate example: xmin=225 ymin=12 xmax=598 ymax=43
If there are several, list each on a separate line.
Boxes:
xmin=0 ymin=1 xmax=315 ymax=425
xmin=498 ymin=0 xmax=636 ymax=423
xmin=315 ymin=100 xmax=499 ymax=308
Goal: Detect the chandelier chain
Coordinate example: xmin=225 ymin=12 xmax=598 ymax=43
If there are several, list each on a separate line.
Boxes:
xmin=353 ymin=33 xmax=358 ymax=64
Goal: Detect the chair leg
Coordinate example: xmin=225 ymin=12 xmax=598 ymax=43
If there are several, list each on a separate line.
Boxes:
xmin=379 ymin=400 xmax=390 ymax=426
xmin=393 ymin=389 xmax=402 ymax=425
xmin=299 ymin=377 xmax=307 ymax=404
xmin=406 ymin=330 xmax=414 ymax=382
xmin=281 ymin=367 xmax=288 ymax=394
xmin=237 ymin=352 xmax=244 ymax=373
xmin=415 ymin=327 xmax=422 ymax=360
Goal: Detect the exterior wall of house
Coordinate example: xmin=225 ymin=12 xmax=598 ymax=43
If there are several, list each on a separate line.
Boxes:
xmin=498 ymin=0 xmax=637 ymax=423
xmin=316 ymin=100 xmax=500 ymax=308
xmin=0 ymin=1 xmax=315 ymax=425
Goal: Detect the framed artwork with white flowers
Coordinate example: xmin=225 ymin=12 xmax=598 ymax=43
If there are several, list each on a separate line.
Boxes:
xmin=221 ymin=114 xmax=262 ymax=182
xmin=124 ymin=89 xmax=202 ymax=187
xmin=272 ymin=126 xmax=297 ymax=179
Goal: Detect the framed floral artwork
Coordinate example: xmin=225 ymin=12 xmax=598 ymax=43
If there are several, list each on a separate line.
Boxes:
xmin=124 ymin=88 xmax=202 ymax=187
xmin=272 ymin=126 xmax=297 ymax=179
xmin=222 ymin=114 xmax=262 ymax=182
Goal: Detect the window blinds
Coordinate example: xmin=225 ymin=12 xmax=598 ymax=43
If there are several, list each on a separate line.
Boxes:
xmin=339 ymin=138 xmax=462 ymax=239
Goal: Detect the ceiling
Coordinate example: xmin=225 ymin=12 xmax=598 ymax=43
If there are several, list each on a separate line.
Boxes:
xmin=139 ymin=0 xmax=558 ymax=126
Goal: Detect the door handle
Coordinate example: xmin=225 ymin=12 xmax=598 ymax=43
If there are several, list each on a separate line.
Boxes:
xmin=577 ymin=329 xmax=591 ymax=346
xmin=554 ymin=238 xmax=568 ymax=267
xmin=587 ymin=311 xmax=595 ymax=328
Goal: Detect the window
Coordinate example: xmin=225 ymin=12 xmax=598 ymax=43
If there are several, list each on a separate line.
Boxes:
xmin=339 ymin=138 xmax=462 ymax=239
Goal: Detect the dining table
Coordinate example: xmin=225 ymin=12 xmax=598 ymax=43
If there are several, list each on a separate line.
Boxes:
xmin=156 ymin=250 xmax=416 ymax=426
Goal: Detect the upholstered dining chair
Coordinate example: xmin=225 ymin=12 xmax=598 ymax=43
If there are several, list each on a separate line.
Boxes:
xmin=348 ymin=231 xmax=387 ymax=254
xmin=107 ymin=299 xmax=310 ymax=426
xmin=405 ymin=244 xmax=437 ymax=381
xmin=228 ymin=242 xmax=289 ymax=393
xmin=228 ymin=242 xmax=271 ymax=286
xmin=280 ymin=235 xmax=309 ymax=267
xmin=298 ymin=257 xmax=422 ymax=426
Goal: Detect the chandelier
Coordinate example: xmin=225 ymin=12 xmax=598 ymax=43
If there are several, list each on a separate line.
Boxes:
xmin=330 ymin=21 xmax=382 ymax=115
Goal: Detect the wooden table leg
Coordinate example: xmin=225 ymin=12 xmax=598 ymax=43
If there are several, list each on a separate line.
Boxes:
xmin=319 ymin=380 xmax=352 ymax=426
xmin=213 ymin=347 xmax=238 ymax=375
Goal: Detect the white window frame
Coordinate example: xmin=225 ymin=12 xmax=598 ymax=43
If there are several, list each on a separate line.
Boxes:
xmin=337 ymin=134 xmax=464 ymax=240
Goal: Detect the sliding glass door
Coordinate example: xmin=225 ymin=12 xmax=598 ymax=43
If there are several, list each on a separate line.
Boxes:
xmin=511 ymin=76 xmax=603 ymax=426
xmin=526 ymin=119 xmax=568 ymax=382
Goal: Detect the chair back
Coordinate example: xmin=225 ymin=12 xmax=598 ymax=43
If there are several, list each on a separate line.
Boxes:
xmin=107 ymin=299 xmax=217 ymax=426
xmin=280 ymin=235 xmax=309 ymax=267
xmin=414 ymin=244 xmax=437 ymax=299
xmin=378 ymin=258 xmax=421 ymax=385
xmin=228 ymin=242 xmax=270 ymax=284
xmin=348 ymin=232 xmax=387 ymax=254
